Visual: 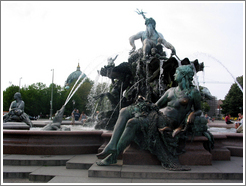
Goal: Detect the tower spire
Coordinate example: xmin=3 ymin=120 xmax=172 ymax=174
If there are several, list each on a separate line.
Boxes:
xmin=77 ymin=59 xmax=80 ymax=71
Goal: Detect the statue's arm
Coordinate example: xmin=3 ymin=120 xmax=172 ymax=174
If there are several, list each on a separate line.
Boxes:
xmin=158 ymin=33 xmax=176 ymax=55
xmin=18 ymin=101 xmax=25 ymax=111
xmin=9 ymin=101 xmax=15 ymax=111
xmin=129 ymin=31 xmax=144 ymax=53
xmin=155 ymin=90 xmax=170 ymax=109
xmin=187 ymin=89 xmax=202 ymax=123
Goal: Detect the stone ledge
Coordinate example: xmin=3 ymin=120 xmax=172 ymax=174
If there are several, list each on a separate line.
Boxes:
xmin=3 ymin=130 xmax=103 ymax=155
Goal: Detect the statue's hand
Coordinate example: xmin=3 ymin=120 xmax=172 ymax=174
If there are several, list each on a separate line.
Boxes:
xmin=171 ymin=48 xmax=176 ymax=56
xmin=187 ymin=112 xmax=195 ymax=124
xmin=129 ymin=47 xmax=136 ymax=55
xmin=14 ymin=109 xmax=23 ymax=116
xmin=93 ymin=93 xmax=106 ymax=100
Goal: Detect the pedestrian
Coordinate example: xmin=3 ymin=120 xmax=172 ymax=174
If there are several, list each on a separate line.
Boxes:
xmin=235 ymin=114 xmax=243 ymax=129
xmin=74 ymin=109 xmax=81 ymax=122
xmin=205 ymin=114 xmax=210 ymax=123
xmin=71 ymin=108 xmax=76 ymax=125
xmin=225 ymin=113 xmax=233 ymax=124
xmin=81 ymin=111 xmax=87 ymax=125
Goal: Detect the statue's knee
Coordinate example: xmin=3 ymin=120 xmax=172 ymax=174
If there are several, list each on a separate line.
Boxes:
xmin=126 ymin=118 xmax=138 ymax=128
xmin=119 ymin=107 xmax=130 ymax=116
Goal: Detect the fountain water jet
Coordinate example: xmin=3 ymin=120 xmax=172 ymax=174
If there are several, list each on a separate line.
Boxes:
xmin=194 ymin=52 xmax=243 ymax=93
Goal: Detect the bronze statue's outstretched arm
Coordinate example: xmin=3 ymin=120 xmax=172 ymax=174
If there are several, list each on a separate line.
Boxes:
xmin=155 ymin=89 xmax=170 ymax=108
xmin=158 ymin=36 xmax=176 ymax=55
xmin=129 ymin=31 xmax=144 ymax=54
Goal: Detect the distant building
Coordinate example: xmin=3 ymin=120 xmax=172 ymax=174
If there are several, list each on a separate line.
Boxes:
xmin=206 ymin=97 xmax=223 ymax=119
xmin=216 ymin=99 xmax=223 ymax=117
xmin=206 ymin=96 xmax=217 ymax=117
xmin=65 ymin=63 xmax=86 ymax=89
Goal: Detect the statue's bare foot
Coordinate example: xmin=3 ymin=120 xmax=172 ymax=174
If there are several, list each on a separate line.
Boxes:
xmin=159 ymin=126 xmax=172 ymax=133
xmin=97 ymin=144 xmax=116 ymax=158
xmin=96 ymin=153 xmax=117 ymax=166
xmin=172 ymin=127 xmax=183 ymax=137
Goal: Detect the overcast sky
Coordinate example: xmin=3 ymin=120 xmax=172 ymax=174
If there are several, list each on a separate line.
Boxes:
xmin=1 ymin=1 xmax=244 ymax=101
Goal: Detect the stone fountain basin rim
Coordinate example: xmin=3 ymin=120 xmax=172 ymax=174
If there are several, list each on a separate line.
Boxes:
xmin=3 ymin=130 xmax=104 ymax=136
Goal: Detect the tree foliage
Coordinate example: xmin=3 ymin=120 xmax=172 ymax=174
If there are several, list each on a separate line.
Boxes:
xmin=3 ymin=85 xmax=20 ymax=111
xmin=63 ymin=78 xmax=93 ymax=116
xmin=220 ymin=76 xmax=243 ymax=117
xmin=201 ymin=101 xmax=210 ymax=113
xmin=3 ymin=79 xmax=93 ymax=118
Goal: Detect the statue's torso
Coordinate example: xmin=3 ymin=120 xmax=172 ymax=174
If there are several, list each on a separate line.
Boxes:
xmin=10 ymin=100 xmax=24 ymax=111
xmin=160 ymin=88 xmax=193 ymax=126
xmin=141 ymin=31 xmax=160 ymax=44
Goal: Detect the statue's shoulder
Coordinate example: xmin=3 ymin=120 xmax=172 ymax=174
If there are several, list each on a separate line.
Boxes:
xmin=157 ymin=32 xmax=164 ymax=38
xmin=191 ymin=87 xmax=200 ymax=94
xmin=190 ymin=87 xmax=201 ymax=98
xmin=167 ymin=87 xmax=176 ymax=93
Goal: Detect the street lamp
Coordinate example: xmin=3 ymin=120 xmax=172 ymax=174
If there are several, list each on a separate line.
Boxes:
xmin=72 ymin=100 xmax=75 ymax=110
xmin=19 ymin=77 xmax=22 ymax=92
xmin=50 ymin=69 xmax=54 ymax=120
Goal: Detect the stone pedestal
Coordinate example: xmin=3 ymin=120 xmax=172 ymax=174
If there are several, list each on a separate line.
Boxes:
xmin=178 ymin=136 xmax=212 ymax=165
xmin=123 ymin=136 xmax=213 ymax=166
xmin=122 ymin=142 xmax=160 ymax=165
xmin=222 ymin=133 xmax=243 ymax=157
xmin=211 ymin=133 xmax=231 ymax=161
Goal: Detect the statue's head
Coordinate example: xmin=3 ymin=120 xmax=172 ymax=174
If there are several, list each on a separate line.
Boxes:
xmin=175 ymin=65 xmax=194 ymax=80
xmin=145 ymin=17 xmax=156 ymax=29
xmin=14 ymin=92 xmax=22 ymax=100
xmin=53 ymin=106 xmax=65 ymax=123
xmin=174 ymin=65 xmax=194 ymax=89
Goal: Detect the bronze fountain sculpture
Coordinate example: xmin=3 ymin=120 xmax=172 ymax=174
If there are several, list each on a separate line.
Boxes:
xmin=94 ymin=9 xmax=213 ymax=171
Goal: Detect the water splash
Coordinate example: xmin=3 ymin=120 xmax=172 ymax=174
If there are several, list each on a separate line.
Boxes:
xmin=64 ymin=76 xmax=87 ymax=106
xmin=105 ymin=78 xmax=144 ymax=129
xmin=159 ymin=59 xmax=164 ymax=96
xmin=194 ymin=52 xmax=243 ymax=93
xmin=191 ymin=63 xmax=200 ymax=91
xmin=86 ymin=71 xmax=101 ymax=114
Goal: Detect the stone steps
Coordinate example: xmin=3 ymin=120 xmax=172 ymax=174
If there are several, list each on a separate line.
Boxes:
xmin=3 ymin=154 xmax=244 ymax=183
xmin=88 ymin=156 xmax=243 ymax=180
xmin=3 ymin=154 xmax=97 ymax=182
xmin=3 ymin=154 xmax=75 ymax=166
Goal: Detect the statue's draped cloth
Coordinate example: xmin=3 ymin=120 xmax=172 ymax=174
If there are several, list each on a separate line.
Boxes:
xmin=127 ymin=99 xmax=185 ymax=170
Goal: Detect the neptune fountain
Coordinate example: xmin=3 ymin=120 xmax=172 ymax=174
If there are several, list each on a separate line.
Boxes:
xmin=4 ymin=9 xmax=242 ymax=173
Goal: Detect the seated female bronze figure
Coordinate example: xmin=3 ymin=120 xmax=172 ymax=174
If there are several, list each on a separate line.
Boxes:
xmin=96 ymin=65 xmax=202 ymax=171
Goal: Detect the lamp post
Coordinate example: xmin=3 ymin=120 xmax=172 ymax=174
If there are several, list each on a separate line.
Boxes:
xmin=19 ymin=77 xmax=22 ymax=92
xmin=72 ymin=100 xmax=75 ymax=110
xmin=50 ymin=69 xmax=54 ymax=120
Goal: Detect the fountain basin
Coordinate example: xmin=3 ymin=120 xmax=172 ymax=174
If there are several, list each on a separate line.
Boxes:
xmin=3 ymin=130 xmax=103 ymax=155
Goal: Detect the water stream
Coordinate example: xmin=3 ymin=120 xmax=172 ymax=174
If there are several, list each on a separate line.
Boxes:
xmin=193 ymin=52 xmax=243 ymax=93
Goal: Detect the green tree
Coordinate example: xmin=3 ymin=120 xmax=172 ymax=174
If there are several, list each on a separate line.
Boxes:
xmin=3 ymin=85 xmax=19 ymax=111
xmin=201 ymin=101 xmax=210 ymax=113
xmin=221 ymin=76 xmax=243 ymax=117
xmin=63 ymin=78 xmax=93 ymax=116
xmin=3 ymin=78 xmax=94 ymax=118
xmin=21 ymin=82 xmax=51 ymax=116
